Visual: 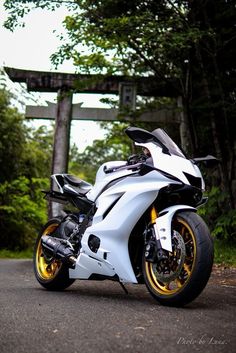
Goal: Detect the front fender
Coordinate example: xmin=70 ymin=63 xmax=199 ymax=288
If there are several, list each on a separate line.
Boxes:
xmin=154 ymin=205 xmax=196 ymax=252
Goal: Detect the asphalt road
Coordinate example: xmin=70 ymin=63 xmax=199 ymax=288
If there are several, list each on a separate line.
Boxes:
xmin=0 ymin=259 xmax=235 ymax=353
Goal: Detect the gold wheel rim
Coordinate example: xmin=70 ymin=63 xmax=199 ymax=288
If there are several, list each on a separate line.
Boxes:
xmin=36 ymin=223 xmax=62 ymax=280
xmin=145 ymin=218 xmax=197 ymax=296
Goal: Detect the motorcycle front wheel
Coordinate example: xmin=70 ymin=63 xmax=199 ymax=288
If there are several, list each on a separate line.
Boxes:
xmin=143 ymin=211 xmax=214 ymax=307
xmin=33 ymin=217 xmax=75 ymax=290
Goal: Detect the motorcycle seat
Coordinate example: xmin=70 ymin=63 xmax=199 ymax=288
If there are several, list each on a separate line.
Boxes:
xmin=63 ymin=174 xmax=92 ymax=194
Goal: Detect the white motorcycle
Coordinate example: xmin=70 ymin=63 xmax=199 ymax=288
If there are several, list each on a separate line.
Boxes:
xmin=34 ymin=126 xmax=216 ymax=306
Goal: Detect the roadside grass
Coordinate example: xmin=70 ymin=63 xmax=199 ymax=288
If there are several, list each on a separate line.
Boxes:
xmin=0 ymin=239 xmax=235 ymax=266
xmin=0 ymin=248 xmax=33 ymax=259
xmin=213 ymin=239 xmax=236 ymax=267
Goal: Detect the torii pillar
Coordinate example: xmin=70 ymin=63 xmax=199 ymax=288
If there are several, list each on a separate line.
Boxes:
xmin=51 ymin=89 xmax=72 ymax=216
xmin=52 ymin=88 xmax=72 ymax=176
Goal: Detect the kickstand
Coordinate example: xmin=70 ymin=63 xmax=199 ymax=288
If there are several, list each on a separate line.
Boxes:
xmin=119 ymin=281 xmax=129 ymax=295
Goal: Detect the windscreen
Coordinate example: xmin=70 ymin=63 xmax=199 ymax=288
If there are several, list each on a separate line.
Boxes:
xmin=152 ymin=128 xmax=186 ymax=158
xmin=125 ymin=127 xmax=186 ymax=158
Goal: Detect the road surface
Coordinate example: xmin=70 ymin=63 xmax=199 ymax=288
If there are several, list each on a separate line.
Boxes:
xmin=0 ymin=259 xmax=235 ymax=353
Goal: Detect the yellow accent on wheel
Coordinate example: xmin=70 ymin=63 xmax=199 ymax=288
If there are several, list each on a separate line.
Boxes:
xmin=144 ymin=217 xmax=197 ymax=296
xmin=35 ymin=223 xmax=62 ymax=280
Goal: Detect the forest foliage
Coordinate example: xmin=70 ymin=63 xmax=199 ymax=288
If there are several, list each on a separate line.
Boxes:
xmin=0 ymin=86 xmax=52 ymax=249
xmin=1 ymin=0 xmax=236 ymax=250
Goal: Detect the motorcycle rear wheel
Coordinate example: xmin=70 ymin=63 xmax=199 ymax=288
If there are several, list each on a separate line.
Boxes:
xmin=33 ymin=217 xmax=75 ymax=290
xmin=143 ymin=211 xmax=214 ymax=306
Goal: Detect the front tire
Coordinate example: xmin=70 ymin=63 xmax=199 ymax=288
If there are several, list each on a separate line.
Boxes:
xmin=143 ymin=212 xmax=214 ymax=306
xmin=33 ymin=217 xmax=75 ymax=290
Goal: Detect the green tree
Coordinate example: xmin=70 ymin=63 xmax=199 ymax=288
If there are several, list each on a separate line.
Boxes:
xmin=0 ymin=88 xmax=26 ymax=182
xmin=0 ymin=177 xmax=48 ymax=250
xmin=0 ymin=86 xmax=52 ymax=250
xmin=188 ymin=0 xmax=236 ymax=209
xmin=21 ymin=124 xmax=53 ymax=179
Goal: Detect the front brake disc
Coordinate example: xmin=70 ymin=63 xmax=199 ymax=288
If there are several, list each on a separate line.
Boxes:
xmin=153 ymin=230 xmax=186 ymax=283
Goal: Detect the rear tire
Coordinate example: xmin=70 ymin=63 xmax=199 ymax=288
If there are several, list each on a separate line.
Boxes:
xmin=33 ymin=217 xmax=75 ymax=290
xmin=143 ymin=211 xmax=214 ymax=306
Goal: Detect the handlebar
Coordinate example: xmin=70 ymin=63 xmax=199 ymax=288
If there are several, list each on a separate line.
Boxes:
xmin=103 ymin=162 xmax=143 ymax=174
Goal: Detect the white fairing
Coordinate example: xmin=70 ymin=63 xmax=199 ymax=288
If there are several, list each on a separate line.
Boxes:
xmin=70 ymin=171 xmax=162 ymax=282
xmin=69 ymin=130 xmax=205 ymax=283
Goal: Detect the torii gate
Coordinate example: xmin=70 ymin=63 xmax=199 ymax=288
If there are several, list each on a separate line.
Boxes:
xmin=5 ymin=67 xmax=187 ymax=172
xmin=5 ymin=67 xmax=188 ymax=214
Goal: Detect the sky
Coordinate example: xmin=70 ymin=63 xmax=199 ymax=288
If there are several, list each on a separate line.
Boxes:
xmin=0 ymin=2 xmax=109 ymax=151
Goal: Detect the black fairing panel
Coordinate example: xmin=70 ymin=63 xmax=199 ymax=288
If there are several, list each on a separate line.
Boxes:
xmin=125 ymin=127 xmax=156 ymax=143
xmin=125 ymin=127 xmax=170 ymax=154
xmin=155 ymin=184 xmax=203 ymax=211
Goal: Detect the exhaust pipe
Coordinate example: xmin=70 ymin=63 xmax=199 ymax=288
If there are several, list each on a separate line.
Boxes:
xmin=41 ymin=235 xmax=77 ymax=267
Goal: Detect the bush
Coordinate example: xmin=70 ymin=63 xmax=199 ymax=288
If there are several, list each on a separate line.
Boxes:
xmin=199 ymin=186 xmax=236 ymax=242
xmin=0 ymin=177 xmax=48 ymax=250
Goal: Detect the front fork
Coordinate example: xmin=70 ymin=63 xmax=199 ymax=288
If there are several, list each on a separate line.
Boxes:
xmin=145 ymin=204 xmax=197 ymax=262
xmin=144 ymin=206 xmax=168 ymax=262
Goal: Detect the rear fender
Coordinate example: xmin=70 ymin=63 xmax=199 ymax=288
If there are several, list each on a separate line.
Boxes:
xmin=154 ymin=205 xmax=196 ymax=252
